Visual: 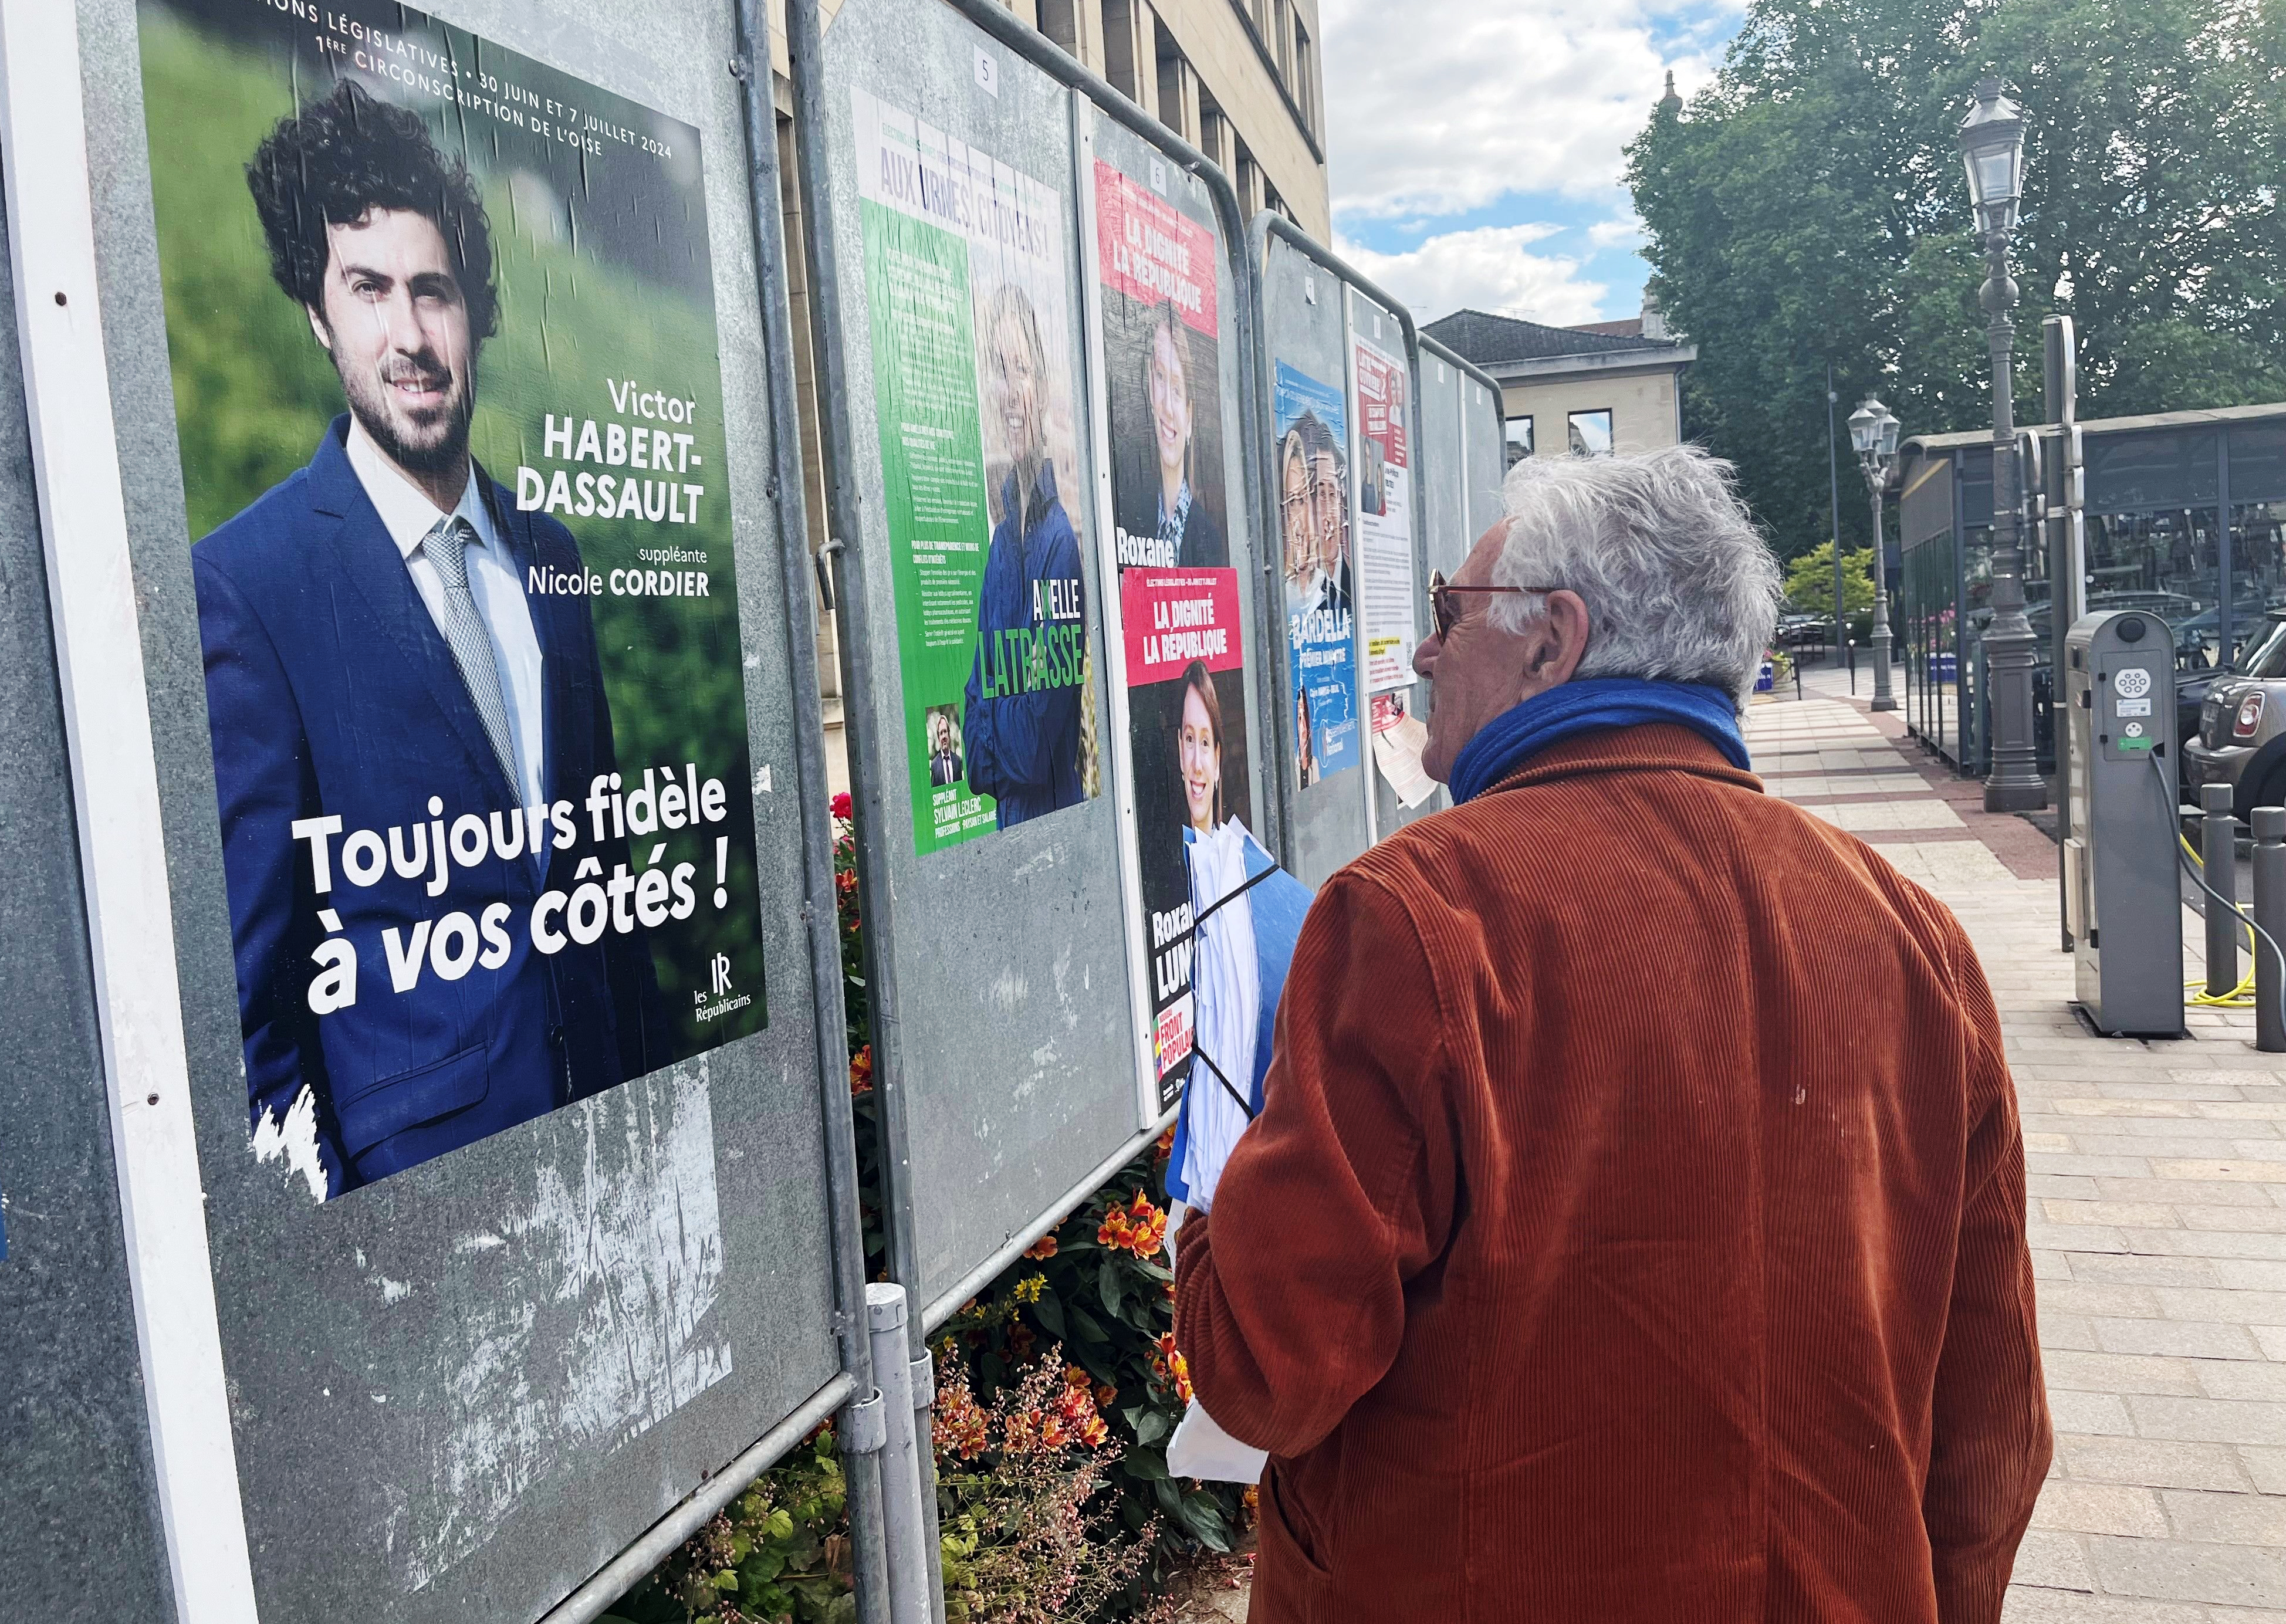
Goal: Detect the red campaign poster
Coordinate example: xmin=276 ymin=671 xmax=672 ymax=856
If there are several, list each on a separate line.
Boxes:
xmin=1094 ymin=161 xmax=1218 ymax=342
xmin=1121 ymin=568 xmax=1245 ymax=686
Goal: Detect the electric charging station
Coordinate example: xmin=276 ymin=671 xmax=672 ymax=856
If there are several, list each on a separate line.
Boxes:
xmin=2063 ymin=610 xmax=2186 ymax=1036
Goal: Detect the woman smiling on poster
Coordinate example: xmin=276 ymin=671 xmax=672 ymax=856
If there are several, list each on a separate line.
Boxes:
xmin=962 ymin=283 xmax=1089 ymax=829
xmin=1141 ymin=301 xmax=1222 ymax=567
xmin=1164 ymin=660 xmax=1308 ymax=1213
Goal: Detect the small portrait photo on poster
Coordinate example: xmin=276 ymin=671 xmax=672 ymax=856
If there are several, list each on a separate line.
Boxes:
xmin=925 ymin=704 xmax=967 ymax=789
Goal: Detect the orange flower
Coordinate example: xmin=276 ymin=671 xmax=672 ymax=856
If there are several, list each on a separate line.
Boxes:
xmin=1154 ymin=1125 xmax=1175 ymax=1164
xmin=1095 ymin=1383 xmax=1118 ymax=1408
xmin=848 ymin=1045 xmax=874 ymax=1097
xmin=1023 ymin=1233 xmax=1059 ymax=1261
xmin=1097 ymin=1190 xmax=1169 ymax=1257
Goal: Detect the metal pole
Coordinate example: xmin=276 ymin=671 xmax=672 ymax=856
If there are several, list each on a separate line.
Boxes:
xmin=1869 ymin=477 xmax=1897 ymax=710
xmin=779 ymin=4 xmax=943 ymax=1617
xmin=2045 ymin=314 xmax=2080 ymax=946
xmin=1981 ymin=219 xmax=2046 ymax=810
xmin=865 ymin=1286 xmax=935 ymax=1624
xmin=2204 ymin=783 xmax=2240 ymax=999
xmin=1827 ymin=361 xmax=1845 ymax=668
xmin=729 ymin=9 xmax=892 ymax=1621
xmin=2255 ymin=807 xmax=2286 ymax=1053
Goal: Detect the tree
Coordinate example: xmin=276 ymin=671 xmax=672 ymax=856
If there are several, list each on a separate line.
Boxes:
xmin=1628 ymin=0 xmax=2286 ymax=562
xmin=1783 ymin=542 xmax=1876 ymax=624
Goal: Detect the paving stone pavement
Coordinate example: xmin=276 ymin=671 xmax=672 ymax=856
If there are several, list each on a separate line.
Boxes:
xmin=1751 ymin=669 xmax=2286 ymax=1622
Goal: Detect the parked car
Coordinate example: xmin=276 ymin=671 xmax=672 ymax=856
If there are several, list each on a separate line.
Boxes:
xmin=2183 ymin=610 xmax=2286 ymax=816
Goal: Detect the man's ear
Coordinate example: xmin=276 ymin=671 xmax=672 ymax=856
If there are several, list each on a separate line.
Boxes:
xmin=305 ymin=303 xmax=333 ymax=353
xmin=1523 ymin=590 xmax=1592 ymax=686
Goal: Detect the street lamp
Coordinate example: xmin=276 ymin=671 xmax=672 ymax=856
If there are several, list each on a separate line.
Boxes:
xmin=1959 ymin=75 xmax=2044 ymax=810
xmin=1848 ymin=395 xmax=1902 ymax=712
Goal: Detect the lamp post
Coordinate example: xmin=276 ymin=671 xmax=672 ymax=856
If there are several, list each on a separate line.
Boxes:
xmin=1960 ymin=75 xmax=2045 ymax=810
xmin=1849 ymin=395 xmax=1902 ymax=711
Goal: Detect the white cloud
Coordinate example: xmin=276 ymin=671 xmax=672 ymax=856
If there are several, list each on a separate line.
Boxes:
xmin=1320 ymin=0 xmax=1734 ymax=221
xmin=1587 ymin=213 xmax=1648 ymax=249
xmin=1335 ymin=225 xmax=1608 ymax=327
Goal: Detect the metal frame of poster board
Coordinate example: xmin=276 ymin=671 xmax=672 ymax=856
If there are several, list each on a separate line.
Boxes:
xmin=1343 ymin=282 xmax=1433 ymax=840
xmin=1 ymin=1 xmax=880 ymax=1620
xmin=784 ymin=0 xmax=1269 ymax=1341
xmin=1248 ymin=211 xmax=1421 ymax=881
xmin=0 ymin=18 xmax=180 ymax=1618
xmin=1074 ymin=91 xmax=1276 ymax=1147
xmin=1377 ymin=331 xmax=1506 ymax=831
xmin=1416 ymin=330 xmax=1510 ymax=570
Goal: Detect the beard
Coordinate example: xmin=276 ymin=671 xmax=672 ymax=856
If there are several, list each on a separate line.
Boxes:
xmin=336 ymin=341 xmax=475 ymax=477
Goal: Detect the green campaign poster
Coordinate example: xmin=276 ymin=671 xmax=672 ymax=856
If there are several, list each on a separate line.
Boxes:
xmin=136 ymin=0 xmax=767 ymax=1198
xmin=852 ymin=87 xmax=1100 ymax=855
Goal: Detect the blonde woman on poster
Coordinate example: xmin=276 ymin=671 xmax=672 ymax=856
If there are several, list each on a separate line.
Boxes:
xmin=961 ymin=282 xmax=1089 ymax=829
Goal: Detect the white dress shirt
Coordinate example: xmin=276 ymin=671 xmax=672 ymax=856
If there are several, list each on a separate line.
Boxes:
xmin=347 ymin=421 xmax=547 ymax=813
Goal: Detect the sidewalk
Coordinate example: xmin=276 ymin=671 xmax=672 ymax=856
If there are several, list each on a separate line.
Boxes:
xmin=1754 ymin=666 xmax=2286 ymax=1621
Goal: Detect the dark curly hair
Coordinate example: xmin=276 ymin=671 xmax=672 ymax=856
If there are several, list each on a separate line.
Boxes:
xmin=246 ymin=79 xmax=497 ymax=339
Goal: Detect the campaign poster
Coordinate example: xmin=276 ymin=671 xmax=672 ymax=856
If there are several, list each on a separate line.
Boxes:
xmin=1353 ymin=338 xmax=1418 ymax=692
xmin=851 ymin=88 xmax=1102 ymax=856
xmin=1274 ymin=361 xmax=1360 ymax=789
xmin=1091 ymin=160 xmax=1254 ymax=1111
xmin=136 ymin=0 xmax=768 ymax=1200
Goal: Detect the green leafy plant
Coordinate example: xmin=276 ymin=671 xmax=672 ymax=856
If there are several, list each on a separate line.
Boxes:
xmin=614 ymin=803 xmax=1248 ymax=1622
xmin=606 ymin=1427 xmax=854 ymax=1624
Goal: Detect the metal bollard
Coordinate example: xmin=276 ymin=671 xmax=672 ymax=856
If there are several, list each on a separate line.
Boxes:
xmin=866 ymin=1284 xmax=935 ymax=1624
xmin=2255 ymin=808 xmax=2286 ymax=1053
xmin=2204 ymin=784 xmax=2240 ymax=997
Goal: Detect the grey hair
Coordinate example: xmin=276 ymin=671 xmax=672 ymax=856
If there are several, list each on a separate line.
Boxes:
xmin=1490 ymin=445 xmax=1782 ymax=705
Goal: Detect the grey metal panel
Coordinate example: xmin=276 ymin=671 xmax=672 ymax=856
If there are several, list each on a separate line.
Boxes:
xmin=810 ymin=0 xmax=1142 ymax=1315
xmin=1458 ymin=367 xmax=1507 ymax=543
xmin=1086 ymin=110 xmax=1270 ymax=866
xmin=1347 ymin=287 xmax=1432 ymax=839
xmin=0 ymin=174 xmax=177 ymax=1624
xmin=76 ymin=0 xmax=843 ymax=1616
xmin=1258 ymin=228 xmax=1368 ymax=886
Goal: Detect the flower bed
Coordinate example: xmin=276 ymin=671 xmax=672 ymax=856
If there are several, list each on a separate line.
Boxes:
xmin=603 ymin=800 xmax=1247 ymax=1623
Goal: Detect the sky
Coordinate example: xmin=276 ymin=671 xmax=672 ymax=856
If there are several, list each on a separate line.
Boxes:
xmin=1320 ymin=0 xmax=1747 ymax=329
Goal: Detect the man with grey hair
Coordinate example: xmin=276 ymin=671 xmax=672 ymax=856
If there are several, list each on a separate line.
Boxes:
xmin=1174 ymin=445 xmax=2050 ymax=1622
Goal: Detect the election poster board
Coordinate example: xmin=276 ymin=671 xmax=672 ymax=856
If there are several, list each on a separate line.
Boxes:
xmin=1353 ymin=336 xmax=1418 ymax=692
xmin=1090 ymin=158 xmax=1255 ymax=1112
xmin=851 ymin=86 xmax=1103 ymax=857
xmin=136 ymin=0 xmax=767 ymax=1200
xmin=1273 ymin=361 xmax=1360 ymax=791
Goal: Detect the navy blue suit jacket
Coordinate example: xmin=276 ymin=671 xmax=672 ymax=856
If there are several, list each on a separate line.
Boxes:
xmin=194 ymin=418 xmax=664 ymax=1196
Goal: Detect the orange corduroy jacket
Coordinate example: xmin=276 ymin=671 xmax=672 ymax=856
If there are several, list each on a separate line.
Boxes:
xmin=1174 ymin=724 xmax=2050 ymax=1623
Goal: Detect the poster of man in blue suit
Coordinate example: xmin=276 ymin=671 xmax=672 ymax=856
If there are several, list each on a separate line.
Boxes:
xmin=140 ymin=0 xmax=770 ymax=1198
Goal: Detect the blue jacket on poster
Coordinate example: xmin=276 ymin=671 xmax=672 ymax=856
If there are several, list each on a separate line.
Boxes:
xmin=962 ymin=458 xmax=1088 ymax=829
xmin=193 ymin=418 xmax=665 ymax=1198
xmin=1162 ymin=835 xmax=1313 ymax=1206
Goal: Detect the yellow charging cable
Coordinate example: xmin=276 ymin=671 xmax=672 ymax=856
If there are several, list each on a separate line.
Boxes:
xmin=2180 ymin=833 xmax=2260 ymax=1007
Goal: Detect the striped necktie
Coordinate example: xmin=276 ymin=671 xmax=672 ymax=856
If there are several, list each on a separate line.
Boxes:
xmin=422 ymin=515 xmax=520 ymax=794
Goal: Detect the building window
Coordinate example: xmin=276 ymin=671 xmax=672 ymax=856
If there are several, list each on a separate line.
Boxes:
xmin=1505 ymin=416 xmax=1534 ymax=467
xmin=1568 ymin=410 xmax=1614 ymax=458
xmin=1293 ymin=21 xmax=1317 ymax=137
xmin=1155 ymin=49 xmax=1189 ymax=141
xmin=1038 ymin=0 xmax=1080 ymax=60
xmin=1102 ymin=0 xmax=1145 ymax=104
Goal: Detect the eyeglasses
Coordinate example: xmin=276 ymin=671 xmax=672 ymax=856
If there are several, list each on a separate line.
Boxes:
xmin=1428 ymin=569 xmax=1560 ymax=640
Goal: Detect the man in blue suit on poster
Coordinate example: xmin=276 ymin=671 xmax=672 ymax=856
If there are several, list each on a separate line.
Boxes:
xmin=194 ymin=81 xmax=662 ymax=1199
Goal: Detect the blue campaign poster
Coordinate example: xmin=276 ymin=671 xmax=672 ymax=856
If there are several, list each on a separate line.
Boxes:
xmin=1272 ymin=361 xmax=1359 ymax=788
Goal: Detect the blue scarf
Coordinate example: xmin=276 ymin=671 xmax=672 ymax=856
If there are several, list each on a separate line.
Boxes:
xmin=1448 ymin=676 xmax=1750 ymax=804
